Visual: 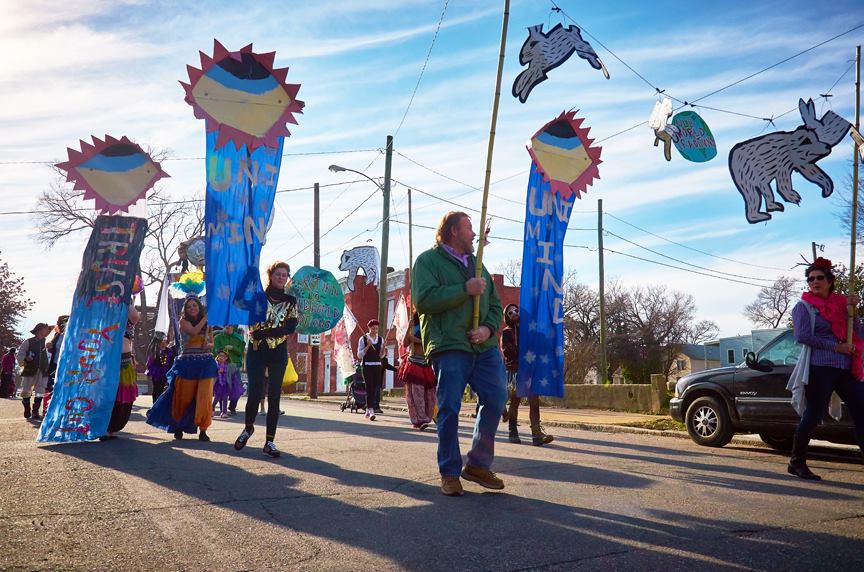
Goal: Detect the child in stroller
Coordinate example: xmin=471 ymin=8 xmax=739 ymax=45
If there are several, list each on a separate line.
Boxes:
xmin=340 ymin=365 xmax=367 ymax=413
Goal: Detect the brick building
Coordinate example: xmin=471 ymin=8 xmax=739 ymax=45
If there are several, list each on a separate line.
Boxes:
xmin=288 ymin=268 xmax=520 ymax=395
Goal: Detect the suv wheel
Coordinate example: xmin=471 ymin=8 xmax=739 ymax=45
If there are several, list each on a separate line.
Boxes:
xmin=759 ymin=432 xmax=794 ymax=451
xmin=685 ymin=396 xmax=733 ymax=447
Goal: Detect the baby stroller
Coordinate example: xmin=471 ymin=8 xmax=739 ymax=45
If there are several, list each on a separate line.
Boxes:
xmin=340 ymin=371 xmax=367 ymax=414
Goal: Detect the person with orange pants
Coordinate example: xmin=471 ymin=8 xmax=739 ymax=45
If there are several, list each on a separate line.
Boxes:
xmin=146 ymin=296 xmax=217 ymax=441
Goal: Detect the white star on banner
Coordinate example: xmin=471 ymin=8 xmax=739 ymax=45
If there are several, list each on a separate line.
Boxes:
xmin=529 ymin=321 xmax=538 ymax=331
xmin=245 ymin=282 xmax=258 ymax=297
xmin=217 ymin=285 xmax=230 ymax=300
xmin=538 ymin=378 xmax=549 ymax=387
xmin=226 ymin=262 xmax=236 ymax=274
xmin=540 ymin=354 xmax=550 ymax=365
xmin=212 ymin=240 xmax=223 ymax=252
xmin=524 ymin=351 xmax=536 ymax=364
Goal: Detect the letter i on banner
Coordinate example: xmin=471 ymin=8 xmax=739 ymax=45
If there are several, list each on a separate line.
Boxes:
xmin=517 ymin=112 xmax=601 ymax=398
xmin=181 ymin=40 xmax=304 ymax=326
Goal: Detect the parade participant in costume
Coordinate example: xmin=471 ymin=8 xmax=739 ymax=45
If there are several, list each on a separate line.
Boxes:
xmin=146 ymin=338 xmax=174 ymax=404
xmin=213 ymin=350 xmax=242 ymax=419
xmin=400 ymin=312 xmax=436 ymax=430
xmin=501 ymin=304 xmax=553 ymax=446
xmin=414 ymin=211 xmax=508 ymax=496
xmin=234 ymin=262 xmax=298 ymax=458
xmin=1 ymin=347 xmax=16 ymax=398
xmin=102 ymin=305 xmax=140 ymax=440
xmin=788 ymin=257 xmax=864 ymax=480
xmin=212 ymin=324 xmax=245 ymax=414
xmin=16 ymin=323 xmax=51 ymax=420
xmin=147 ymin=296 xmax=218 ymax=441
xmin=358 ymin=320 xmax=384 ymax=421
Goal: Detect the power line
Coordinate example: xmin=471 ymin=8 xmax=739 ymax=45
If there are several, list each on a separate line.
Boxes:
xmin=0 ymin=148 xmax=380 ymax=167
xmin=603 ymin=229 xmax=778 ymax=282
xmin=390 ymin=219 xmax=593 ymax=250
xmin=393 ymin=0 xmax=450 ymax=138
xmin=603 ymin=211 xmax=791 ymax=271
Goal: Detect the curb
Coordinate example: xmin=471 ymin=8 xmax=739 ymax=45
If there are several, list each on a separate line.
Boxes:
xmin=285 ymin=395 xmax=770 ymax=449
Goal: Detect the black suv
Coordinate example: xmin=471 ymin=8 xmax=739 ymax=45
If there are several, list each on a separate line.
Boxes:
xmin=669 ymin=330 xmax=857 ymax=449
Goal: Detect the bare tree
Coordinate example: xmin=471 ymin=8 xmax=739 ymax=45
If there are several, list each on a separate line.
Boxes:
xmin=835 ymin=168 xmax=864 ymax=245
xmin=684 ymin=320 xmax=720 ymax=344
xmin=743 ymin=276 xmax=798 ymax=328
xmin=495 ymin=258 xmax=522 ymax=287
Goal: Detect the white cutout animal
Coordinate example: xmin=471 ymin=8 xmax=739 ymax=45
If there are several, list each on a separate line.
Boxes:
xmin=729 ymin=98 xmax=851 ymax=223
xmin=648 ymin=98 xmax=680 ymax=161
xmin=339 ymin=245 xmax=380 ymax=292
xmin=512 ymin=23 xmax=609 ymax=104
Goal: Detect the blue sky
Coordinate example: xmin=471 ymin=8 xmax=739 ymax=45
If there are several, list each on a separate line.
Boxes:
xmin=1 ymin=0 xmax=863 ymax=339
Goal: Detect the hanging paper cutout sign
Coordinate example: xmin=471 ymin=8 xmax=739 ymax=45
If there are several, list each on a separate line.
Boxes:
xmin=181 ymin=39 xmax=303 ymax=150
xmin=56 ymin=135 xmax=169 ymax=214
xmin=38 ymin=215 xmax=147 ymax=442
xmin=512 ymin=23 xmax=609 ymax=104
xmin=671 ymin=111 xmax=717 ymax=162
xmin=291 ymin=266 xmax=345 ymax=335
xmin=647 ymin=98 xmax=679 ymax=162
xmin=729 ymin=98 xmax=851 ymax=223
xmin=339 ymin=245 xmax=380 ymax=292
xmin=527 ymin=110 xmax=602 ymax=199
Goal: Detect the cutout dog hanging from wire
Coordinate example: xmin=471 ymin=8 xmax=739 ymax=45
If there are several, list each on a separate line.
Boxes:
xmin=512 ymin=23 xmax=609 ymax=104
xmin=729 ymin=98 xmax=851 ymax=224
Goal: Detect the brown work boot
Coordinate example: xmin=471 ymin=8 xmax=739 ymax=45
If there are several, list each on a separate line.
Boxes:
xmin=460 ymin=464 xmax=504 ymax=490
xmin=440 ymin=476 xmax=464 ymax=496
xmin=531 ymin=423 xmax=554 ymax=446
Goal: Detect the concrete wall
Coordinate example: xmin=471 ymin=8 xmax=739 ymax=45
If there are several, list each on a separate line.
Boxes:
xmin=563 ymin=374 xmax=668 ymax=413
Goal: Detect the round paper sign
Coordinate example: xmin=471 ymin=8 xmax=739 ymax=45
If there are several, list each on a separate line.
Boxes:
xmin=671 ymin=111 xmax=717 ymax=162
xmin=290 ymin=266 xmax=345 ymax=335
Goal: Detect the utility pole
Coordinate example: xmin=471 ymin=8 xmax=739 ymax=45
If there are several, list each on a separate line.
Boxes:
xmin=309 ymin=182 xmax=320 ymax=399
xmin=379 ymin=135 xmax=393 ymax=330
xmin=407 ymin=187 xmax=413 ymax=303
xmin=597 ymin=198 xmax=607 ymax=384
xmin=848 ymin=45 xmax=861 ymax=343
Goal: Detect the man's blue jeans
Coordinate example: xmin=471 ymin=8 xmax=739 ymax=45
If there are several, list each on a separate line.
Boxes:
xmin=430 ymin=348 xmax=508 ymax=477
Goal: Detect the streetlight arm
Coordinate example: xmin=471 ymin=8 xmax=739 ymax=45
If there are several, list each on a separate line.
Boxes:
xmin=328 ymin=165 xmax=384 ymax=191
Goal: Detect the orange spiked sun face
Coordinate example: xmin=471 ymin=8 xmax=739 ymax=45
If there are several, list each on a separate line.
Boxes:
xmin=181 ymin=40 xmax=304 ymax=150
xmin=55 ymin=136 xmax=169 ymax=214
xmin=527 ymin=111 xmax=602 ymax=200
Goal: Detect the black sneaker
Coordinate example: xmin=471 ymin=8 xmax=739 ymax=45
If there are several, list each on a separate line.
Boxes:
xmin=198 ymin=431 xmax=210 ymax=442
xmin=263 ymin=441 xmax=281 ymax=458
xmin=234 ymin=427 xmax=254 ymax=450
xmin=173 ymin=430 xmax=183 ymax=440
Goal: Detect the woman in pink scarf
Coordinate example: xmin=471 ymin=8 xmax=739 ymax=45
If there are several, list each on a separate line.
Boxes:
xmin=789 ymin=257 xmax=864 ymax=480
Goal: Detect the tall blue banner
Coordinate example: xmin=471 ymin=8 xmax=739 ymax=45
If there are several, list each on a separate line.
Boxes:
xmin=517 ymin=163 xmax=574 ymax=398
xmin=205 ymin=126 xmax=283 ymax=327
xmin=38 ymin=216 xmax=147 ymax=442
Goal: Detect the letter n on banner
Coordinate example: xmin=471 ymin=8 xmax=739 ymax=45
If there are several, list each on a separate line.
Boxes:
xmin=205 ymin=127 xmax=283 ymax=326
xmin=38 ymin=216 xmax=147 ymax=442
xmin=516 ymin=163 xmax=571 ymax=398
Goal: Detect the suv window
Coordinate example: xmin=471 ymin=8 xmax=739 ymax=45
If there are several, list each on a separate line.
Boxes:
xmin=758 ymin=331 xmax=801 ymax=366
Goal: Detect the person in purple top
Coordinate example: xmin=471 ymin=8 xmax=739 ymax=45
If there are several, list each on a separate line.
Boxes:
xmin=789 ymin=257 xmax=864 ymax=480
xmin=146 ymin=338 xmax=175 ymax=404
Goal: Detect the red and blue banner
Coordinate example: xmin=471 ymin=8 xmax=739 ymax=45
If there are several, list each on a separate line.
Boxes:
xmin=38 ymin=216 xmax=147 ymax=442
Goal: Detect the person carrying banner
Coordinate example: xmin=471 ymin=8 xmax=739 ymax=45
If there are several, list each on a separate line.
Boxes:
xmin=788 ymin=257 xmax=864 ymax=480
xmin=212 ymin=325 xmax=245 ymax=414
xmin=146 ymin=338 xmax=174 ymax=404
xmin=414 ymin=211 xmax=507 ymax=496
xmin=501 ymin=304 xmax=554 ymax=446
xmin=17 ymin=323 xmax=51 ymax=420
xmin=102 ymin=304 xmax=140 ymax=440
xmin=234 ymin=261 xmax=298 ymax=458
xmin=401 ymin=312 xmax=436 ymax=430
xmin=358 ymin=320 xmax=385 ymax=420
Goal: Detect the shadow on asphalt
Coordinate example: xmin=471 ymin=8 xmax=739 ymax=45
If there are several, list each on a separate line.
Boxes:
xmin=39 ymin=404 xmax=864 ymax=572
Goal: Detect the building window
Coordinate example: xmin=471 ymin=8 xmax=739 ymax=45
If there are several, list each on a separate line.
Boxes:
xmin=676 ymin=359 xmax=687 ymax=371
xmin=727 ymin=349 xmax=735 ymax=364
xmin=297 ymin=333 xmax=309 ymax=344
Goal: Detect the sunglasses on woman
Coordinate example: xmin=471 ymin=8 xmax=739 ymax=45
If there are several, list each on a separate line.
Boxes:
xmin=807 ymin=275 xmax=826 ymax=283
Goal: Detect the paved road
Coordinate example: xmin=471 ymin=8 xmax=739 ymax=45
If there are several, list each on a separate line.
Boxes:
xmin=1 ymin=396 xmax=863 ymax=571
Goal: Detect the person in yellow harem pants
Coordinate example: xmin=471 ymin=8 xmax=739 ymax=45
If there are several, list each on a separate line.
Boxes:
xmin=146 ymin=296 xmax=217 ymax=441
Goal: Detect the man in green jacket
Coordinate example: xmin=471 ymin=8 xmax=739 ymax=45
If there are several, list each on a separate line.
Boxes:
xmin=414 ymin=211 xmax=507 ymax=496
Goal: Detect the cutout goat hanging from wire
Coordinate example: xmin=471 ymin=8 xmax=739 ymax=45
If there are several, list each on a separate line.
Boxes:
xmin=512 ymin=23 xmax=610 ymax=104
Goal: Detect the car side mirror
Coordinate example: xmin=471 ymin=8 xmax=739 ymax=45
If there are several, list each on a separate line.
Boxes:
xmin=745 ymin=351 xmax=773 ymax=372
